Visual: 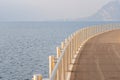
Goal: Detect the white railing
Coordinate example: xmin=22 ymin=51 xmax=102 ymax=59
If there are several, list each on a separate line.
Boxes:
xmin=33 ymin=23 xmax=120 ymax=80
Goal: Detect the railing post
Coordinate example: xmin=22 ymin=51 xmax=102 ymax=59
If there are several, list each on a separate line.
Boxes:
xmin=84 ymin=28 xmax=86 ymax=40
xmin=68 ymin=36 xmax=72 ymax=64
xmin=56 ymin=47 xmax=61 ymax=80
xmin=75 ymin=32 xmax=77 ymax=53
xmin=61 ymin=42 xmax=65 ymax=80
xmin=78 ymin=31 xmax=80 ymax=47
xmin=77 ymin=31 xmax=79 ymax=50
xmin=72 ymin=33 xmax=75 ymax=56
xmin=65 ymin=38 xmax=69 ymax=79
xmin=49 ymin=56 xmax=55 ymax=78
xmin=71 ymin=35 xmax=74 ymax=61
xmin=56 ymin=47 xmax=61 ymax=58
xmin=33 ymin=74 xmax=42 ymax=80
xmin=61 ymin=42 xmax=64 ymax=49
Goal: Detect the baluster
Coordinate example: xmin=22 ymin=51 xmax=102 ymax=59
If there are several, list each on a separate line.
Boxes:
xmin=49 ymin=56 xmax=55 ymax=78
xmin=33 ymin=74 xmax=42 ymax=80
xmin=56 ymin=47 xmax=61 ymax=80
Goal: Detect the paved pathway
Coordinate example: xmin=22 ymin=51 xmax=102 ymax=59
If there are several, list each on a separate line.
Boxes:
xmin=70 ymin=29 xmax=120 ymax=80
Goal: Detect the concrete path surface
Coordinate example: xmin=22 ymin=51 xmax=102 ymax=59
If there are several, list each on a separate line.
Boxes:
xmin=70 ymin=29 xmax=120 ymax=80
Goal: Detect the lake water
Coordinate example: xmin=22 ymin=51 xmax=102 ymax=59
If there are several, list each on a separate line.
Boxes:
xmin=0 ymin=21 xmax=119 ymax=80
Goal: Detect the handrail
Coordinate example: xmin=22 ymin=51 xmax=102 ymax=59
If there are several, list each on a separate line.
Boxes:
xmin=33 ymin=23 xmax=120 ymax=80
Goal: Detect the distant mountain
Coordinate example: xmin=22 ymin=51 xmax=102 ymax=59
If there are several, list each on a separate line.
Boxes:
xmin=78 ymin=0 xmax=120 ymax=21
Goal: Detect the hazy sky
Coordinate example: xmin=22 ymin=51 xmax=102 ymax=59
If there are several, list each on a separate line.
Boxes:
xmin=0 ymin=0 xmax=113 ymax=21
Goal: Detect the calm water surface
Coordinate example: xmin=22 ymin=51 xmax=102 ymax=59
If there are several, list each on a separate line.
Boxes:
xmin=0 ymin=22 xmax=119 ymax=80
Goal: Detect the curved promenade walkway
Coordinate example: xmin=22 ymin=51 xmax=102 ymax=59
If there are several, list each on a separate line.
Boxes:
xmin=70 ymin=29 xmax=120 ymax=80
